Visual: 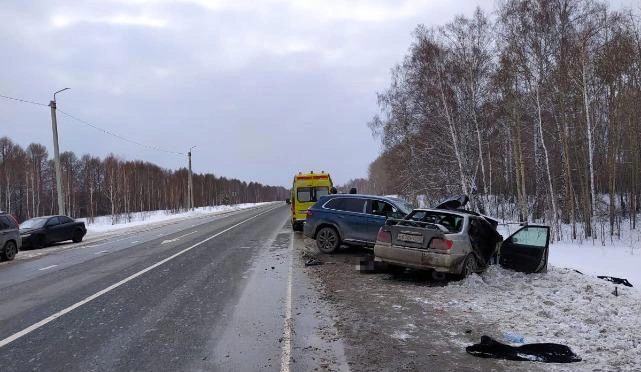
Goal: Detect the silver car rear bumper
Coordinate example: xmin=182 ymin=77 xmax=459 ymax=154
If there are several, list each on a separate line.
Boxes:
xmin=374 ymin=243 xmax=466 ymax=273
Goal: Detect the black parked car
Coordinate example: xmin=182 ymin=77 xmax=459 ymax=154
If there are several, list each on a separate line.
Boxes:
xmin=20 ymin=215 xmax=87 ymax=249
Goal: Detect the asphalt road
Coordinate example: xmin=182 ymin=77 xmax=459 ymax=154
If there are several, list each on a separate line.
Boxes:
xmin=0 ymin=203 xmax=347 ymax=372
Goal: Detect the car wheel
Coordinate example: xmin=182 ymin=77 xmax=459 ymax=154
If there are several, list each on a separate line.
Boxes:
xmin=460 ymin=254 xmax=477 ymax=278
xmin=72 ymin=229 xmax=84 ymax=243
xmin=316 ymin=227 xmax=340 ymax=253
xmin=1 ymin=241 xmax=18 ymax=261
xmin=292 ymin=222 xmax=303 ymax=232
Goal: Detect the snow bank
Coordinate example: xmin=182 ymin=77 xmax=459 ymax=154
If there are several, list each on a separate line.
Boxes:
xmin=550 ymin=242 xmax=641 ymax=290
xmin=413 ymin=266 xmax=641 ymax=371
xmin=497 ymin=223 xmax=641 ymax=289
xmin=80 ymin=202 xmax=273 ymax=233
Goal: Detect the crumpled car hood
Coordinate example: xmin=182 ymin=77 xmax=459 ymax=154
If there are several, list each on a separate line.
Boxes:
xmin=435 ymin=195 xmax=469 ymax=210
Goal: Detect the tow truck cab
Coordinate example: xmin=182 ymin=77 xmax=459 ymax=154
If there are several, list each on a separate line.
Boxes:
xmin=291 ymin=171 xmax=332 ymax=231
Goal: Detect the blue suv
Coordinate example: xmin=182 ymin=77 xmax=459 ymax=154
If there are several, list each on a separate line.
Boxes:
xmin=303 ymin=194 xmax=412 ymax=253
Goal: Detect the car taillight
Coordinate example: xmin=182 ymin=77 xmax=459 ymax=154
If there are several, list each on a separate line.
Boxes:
xmin=376 ymin=228 xmax=391 ymax=243
xmin=306 ymin=209 xmax=313 ymax=217
xmin=429 ymin=238 xmax=453 ymax=250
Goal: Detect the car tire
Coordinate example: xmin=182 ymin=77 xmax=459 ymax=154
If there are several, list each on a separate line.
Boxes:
xmin=316 ymin=227 xmax=340 ymax=253
xmin=460 ymin=254 xmax=477 ymax=279
xmin=72 ymin=229 xmax=84 ymax=243
xmin=292 ymin=222 xmax=303 ymax=232
xmin=1 ymin=241 xmax=18 ymax=261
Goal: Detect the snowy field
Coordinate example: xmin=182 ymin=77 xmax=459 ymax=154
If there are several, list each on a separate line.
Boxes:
xmin=412 ymin=266 xmax=641 ymax=371
xmin=80 ymin=202 xmax=275 ymax=233
xmin=498 ymin=223 xmax=641 ymax=289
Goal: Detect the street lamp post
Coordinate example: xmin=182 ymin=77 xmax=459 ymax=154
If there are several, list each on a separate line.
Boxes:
xmin=188 ymin=146 xmax=196 ymax=211
xmin=49 ymin=88 xmax=70 ymax=215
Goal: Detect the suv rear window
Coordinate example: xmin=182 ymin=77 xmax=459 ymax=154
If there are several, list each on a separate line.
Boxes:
xmin=297 ymin=186 xmax=329 ymax=203
xmin=407 ymin=210 xmax=464 ymax=233
xmin=324 ymin=198 xmax=366 ymax=213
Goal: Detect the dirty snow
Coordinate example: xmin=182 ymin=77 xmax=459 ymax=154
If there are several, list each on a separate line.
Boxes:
xmin=413 ymin=266 xmax=641 ymax=371
xmin=80 ymin=202 xmax=274 ymax=233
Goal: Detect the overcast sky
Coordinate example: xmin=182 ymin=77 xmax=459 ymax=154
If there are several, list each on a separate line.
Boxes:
xmin=1 ymin=0 xmax=637 ymax=187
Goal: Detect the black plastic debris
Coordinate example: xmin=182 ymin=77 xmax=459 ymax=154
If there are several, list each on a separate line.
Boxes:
xmin=357 ymin=256 xmax=390 ymax=273
xmin=466 ymin=336 xmax=582 ymax=363
xmin=597 ymin=276 xmax=633 ymax=288
xmin=304 ymin=258 xmax=323 ymax=267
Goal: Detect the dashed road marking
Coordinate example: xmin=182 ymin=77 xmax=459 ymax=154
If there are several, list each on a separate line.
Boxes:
xmin=279 ymin=232 xmax=294 ymax=372
xmin=161 ymin=230 xmax=197 ymax=245
xmin=38 ymin=265 xmax=58 ymax=271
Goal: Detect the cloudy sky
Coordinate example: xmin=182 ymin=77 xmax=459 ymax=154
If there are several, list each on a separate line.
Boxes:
xmin=0 ymin=0 xmax=636 ymax=187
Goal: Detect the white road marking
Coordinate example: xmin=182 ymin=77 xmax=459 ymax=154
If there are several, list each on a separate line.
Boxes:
xmin=38 ymin=265 xmax=58 ymax=271
xmin=161 ymin=230 xmax=197 ymax=245
xmin=279 ymin=232 xmax=294 ymax=372
xmin=94 ymin=250 xmax=109 ymax=255
xmin=0 ymin=206 xmax=280 ymax=349
xmin=131 ymin=241 xmax=140 ymax=244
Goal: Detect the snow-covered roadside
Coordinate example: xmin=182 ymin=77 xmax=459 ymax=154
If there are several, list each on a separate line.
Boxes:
xmin=550 ymin=242 xmax=641 ymax=290
xmin=412 ymin=266 xmax=641 ymax=371
xmin=497 ymin=223 xmax=641 ymax=289
xmin=79 ymin=202 xmax=276 ymax=234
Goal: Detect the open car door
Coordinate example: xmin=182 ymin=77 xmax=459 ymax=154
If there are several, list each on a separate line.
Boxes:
xmin=499 ymin=225 xmax=550 ymax=273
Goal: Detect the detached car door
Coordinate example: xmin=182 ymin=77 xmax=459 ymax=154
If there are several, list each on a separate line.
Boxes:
xmin=499 ymin=225 xmax=550 ymax=273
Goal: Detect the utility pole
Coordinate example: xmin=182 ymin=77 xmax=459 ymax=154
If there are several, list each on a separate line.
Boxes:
xmin=49 ymin=88 xmax=70 ymax=216
xmin=188 ymin=146 xmax=196 ymax=211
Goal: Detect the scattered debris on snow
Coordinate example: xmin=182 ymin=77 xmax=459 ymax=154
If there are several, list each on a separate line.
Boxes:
xmin=412 ymin=266 xmax=641 ymax=370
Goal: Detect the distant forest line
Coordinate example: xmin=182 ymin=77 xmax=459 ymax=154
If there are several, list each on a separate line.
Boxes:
xmin=0 ymin=136 xmax=288 ymax=222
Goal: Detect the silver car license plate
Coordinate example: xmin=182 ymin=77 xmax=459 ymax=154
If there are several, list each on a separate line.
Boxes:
xmin=397 ymin=233 xmax=423 ymax=244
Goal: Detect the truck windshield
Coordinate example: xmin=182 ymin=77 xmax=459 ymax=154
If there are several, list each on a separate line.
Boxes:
xmin=297 ymin=186 xmax=329 ymax=203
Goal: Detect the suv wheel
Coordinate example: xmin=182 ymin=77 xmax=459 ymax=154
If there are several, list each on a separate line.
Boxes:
xmin=316 ymin=227 xmax=340 ymax=253
xmin=1 ymin=241 xmax=18 ymax=261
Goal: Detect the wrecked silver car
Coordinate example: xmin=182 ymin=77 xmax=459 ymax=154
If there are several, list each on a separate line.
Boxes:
xmin=373 ymin=196 xmax=550 ymax=277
